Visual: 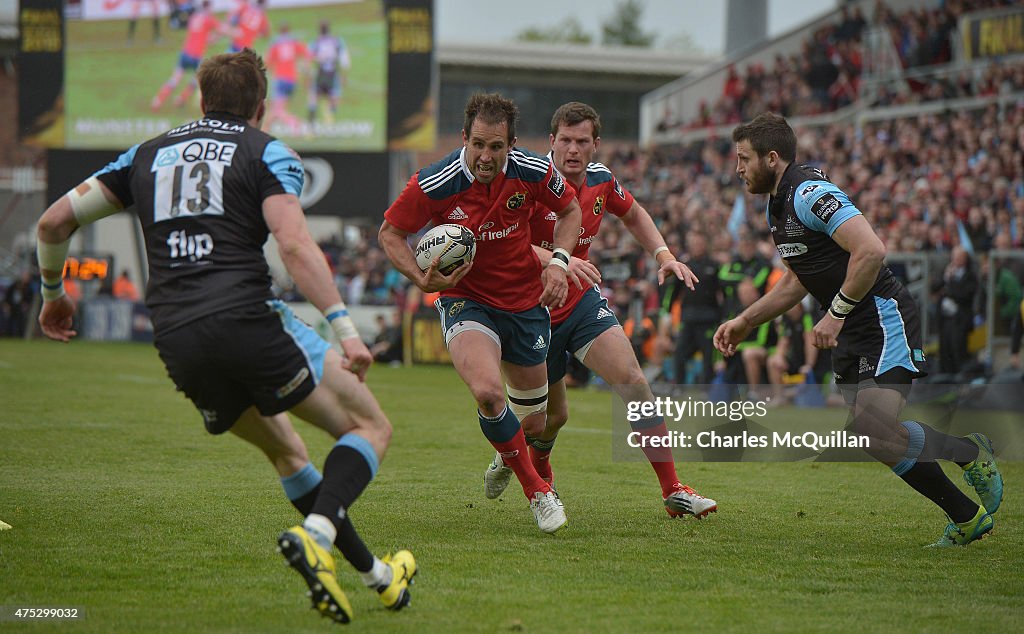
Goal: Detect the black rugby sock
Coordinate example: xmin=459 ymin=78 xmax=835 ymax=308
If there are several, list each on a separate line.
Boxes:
xmin=914 ymin=422 xmax=980 ymax=466
xmin=898 ymin=461 xmax=979 ymax=523
xmin=288 ymin=483 xmax=374 ymax=573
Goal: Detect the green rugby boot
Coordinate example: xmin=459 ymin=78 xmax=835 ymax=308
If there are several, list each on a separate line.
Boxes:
xmin=962 ymin=433 xmax=1003 ymax=514
xmin=927 ymin=506 xmax=993 ymax=548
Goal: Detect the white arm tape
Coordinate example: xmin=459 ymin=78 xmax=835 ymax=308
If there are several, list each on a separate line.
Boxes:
xmin=324 ymin=302 xmax=360 ymax=341
xmin=68 ymin=177 xmax=122 ymax=225
xmin=37 ymin=239 xmax=70 ymax=302
xmin=548 ymin=248 xmax=570 ymax=271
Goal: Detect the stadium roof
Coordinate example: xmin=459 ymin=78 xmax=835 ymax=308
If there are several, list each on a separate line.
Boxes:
xmin=438 ymin=41 xmax=715 ymax=78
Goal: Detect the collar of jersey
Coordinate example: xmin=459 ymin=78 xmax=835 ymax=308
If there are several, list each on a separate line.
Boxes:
xmin=459 ymin=146 xmax=508 ymax=183
xmin=203 ymin=111 xmax=248 ymax=123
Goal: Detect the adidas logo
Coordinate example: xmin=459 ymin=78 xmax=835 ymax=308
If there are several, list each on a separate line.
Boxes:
xmin=448 ymin=206 xmax=468 ymax=220
xmin=544 ymin=211 xmax=558 ymax=221
xmin=533 ymin=335 xmax=547 ymax=350
xmin=596 ymin=307 xmax=613 ymax=320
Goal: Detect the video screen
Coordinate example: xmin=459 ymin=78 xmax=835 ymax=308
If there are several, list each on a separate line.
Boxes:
xmin=66 ymin=0 xmax=387 ymax=151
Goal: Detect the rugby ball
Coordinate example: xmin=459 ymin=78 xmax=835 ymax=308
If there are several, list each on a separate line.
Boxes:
xmin=414 ymin=224 xmax=476 ymax=275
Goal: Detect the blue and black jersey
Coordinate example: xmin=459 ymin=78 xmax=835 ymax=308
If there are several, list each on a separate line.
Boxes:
xmin=94 ymin=112 xmax=304 ymax=335
xmin=768 ymin=164 xmax=924 ymax=381
xmin=766 ymin=163 xmax=902 ymax=316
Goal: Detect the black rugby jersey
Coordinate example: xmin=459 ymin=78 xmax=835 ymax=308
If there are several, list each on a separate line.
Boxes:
xmin=94 ymin=112 xmax=304 ymax=334
xmin=767 ymin=164 xmax=901 ymax=316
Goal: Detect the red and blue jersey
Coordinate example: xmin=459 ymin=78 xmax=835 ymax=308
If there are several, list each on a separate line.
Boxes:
xmin=266 ymin=36 xmax=310 ymax=83
xmin=385 ymin=146 xmax=577 ymax=312
xmin=530 ymin=161 xmax=633 ymax=324
xmin=182 ymin=10 xmax=221 ymax=59
xmin=230 ymin=4 xmax=269 ymax=50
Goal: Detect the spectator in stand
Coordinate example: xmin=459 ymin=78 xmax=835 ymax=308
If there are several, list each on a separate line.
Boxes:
xmin=936 ymin=246 xmax=978 ymax=374
xmin=113 ymin=269 xmax=140 ymax=302
xmin=733 ymin=278 xmax=776 ymax=398
xmin=991 ymin=232 xmax=1024 ymax=369
xmin=3 ymin=270 xmax=36 ymax=338
xmin=661 ymin=231 xmax=721 ymax=384
xmin=369 ymin=312 xmax=403 ymax=365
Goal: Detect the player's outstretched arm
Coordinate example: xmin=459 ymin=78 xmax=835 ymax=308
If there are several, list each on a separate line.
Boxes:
xmin=37 ymin=178 xmax=123 ymax=342
xmin=714 ymin=269 xmax=807 ymax=357
xmin=264 ymin=193 xmax=372 ymax=379
xmin=619 ymin=201 xmax=697 ymax=288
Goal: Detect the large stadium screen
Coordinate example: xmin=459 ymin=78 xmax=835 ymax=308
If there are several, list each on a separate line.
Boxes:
xmin=66 ymin=0 xmax=388 ymax=151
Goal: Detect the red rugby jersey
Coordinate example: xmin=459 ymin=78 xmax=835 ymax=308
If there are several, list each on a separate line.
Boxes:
xmin=385 ymin=146 xmax=576 ymax=312
xmin=529 ymin=162 xmax=634 ymax=324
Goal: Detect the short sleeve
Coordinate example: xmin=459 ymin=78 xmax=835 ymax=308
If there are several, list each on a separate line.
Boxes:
xmin=534 ymin=164 xmax=577 ymax=212
xmin=793 ymin=180 xmax=860 ymax=236
xmin=604 ymin=177 xmax=635 ymax=217
xmin=92 ymin=144 xmax=140 ymax=208
xmin=384 ymin=173 xmax=434 ymax=234
xmin=260 ymin=140 xmax=304 ymax=199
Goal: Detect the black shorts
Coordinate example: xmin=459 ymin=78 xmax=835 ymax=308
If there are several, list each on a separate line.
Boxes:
xmin=315 ymin=69 xmax=340 ymax=97
xmin=832 ymin=287 xmax=928 ymax=404
xmin=154 ymin=300 xmax=329 ymax=434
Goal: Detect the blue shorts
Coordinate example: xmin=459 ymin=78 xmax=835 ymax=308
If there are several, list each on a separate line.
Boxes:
xmin=548 ymin=286 xmax=620 ymax=383
xmin=274 ymin=79 xmax=296 ymax=99
xmin=178 ymin=53 xmax=201 ymax=71
xmin=435 ymin=297 xmax=550 ymax=367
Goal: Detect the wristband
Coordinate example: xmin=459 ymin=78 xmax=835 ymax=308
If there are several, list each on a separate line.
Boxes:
xmin=324 ymin=302 xmax=360 ymax=340
xmin=37 ymin=238 xmax=71 ymax=302
xmin=40 ymin=279 xmax=65 ymax=302
xmin=549 ymin=248 xmax=570 ymax=271
xmin=829 ymin=290 xmax=860 ymax=319
xmin=653 ymin=246 xmax=670 ymax=258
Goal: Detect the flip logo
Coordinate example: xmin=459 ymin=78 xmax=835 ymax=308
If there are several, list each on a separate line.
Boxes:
xmin=167 ymin=230 xmax=214 ymax=263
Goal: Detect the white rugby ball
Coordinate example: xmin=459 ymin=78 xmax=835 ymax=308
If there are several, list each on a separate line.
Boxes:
xmin=414 ymin=224 xmax=476 ymax=275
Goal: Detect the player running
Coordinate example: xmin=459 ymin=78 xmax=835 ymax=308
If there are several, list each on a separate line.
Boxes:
xmin=150 ymin=0 xmax=227 ymax=111
xmin=379 ymin=93 xmax=583 ymax=534
xmin=481 ymin=102 xmax=718 ymax=519
xmin=263 ymin=22 xmax=311 ymax=135
xmin=39 ymin=49 xmax=416 ymax=623
xmin=716 ymin=112 xmax=1002 ymax=547
xmin=226 ymin=0 xmax=270 ymax=53
xmin=307 ymin=20 xmax=351 ymax=125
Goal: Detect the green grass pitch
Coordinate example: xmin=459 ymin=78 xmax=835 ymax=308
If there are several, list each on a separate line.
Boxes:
xmin=1 ymin=339 xmax=1021 ymax=632
xmin=65 ymin=2 xmax=387 ymax=152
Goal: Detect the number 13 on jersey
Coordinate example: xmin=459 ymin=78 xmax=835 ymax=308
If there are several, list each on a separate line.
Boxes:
xmin=152 ymin=140 xmax=237 ymax=222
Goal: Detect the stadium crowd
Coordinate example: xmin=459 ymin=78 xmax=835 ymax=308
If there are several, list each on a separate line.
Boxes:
xmin=657 ymin=0 xmax=1022 ymax=131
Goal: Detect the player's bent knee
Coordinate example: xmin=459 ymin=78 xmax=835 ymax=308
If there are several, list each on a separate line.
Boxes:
xmin=471 ymin=385 xmax=507 ymax=415
xmin=546 ymin=409 xmax=568 ymax=432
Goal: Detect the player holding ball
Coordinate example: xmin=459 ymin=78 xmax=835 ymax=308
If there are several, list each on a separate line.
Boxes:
xmin=379 ymin=93 xmax=583 ymax=534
